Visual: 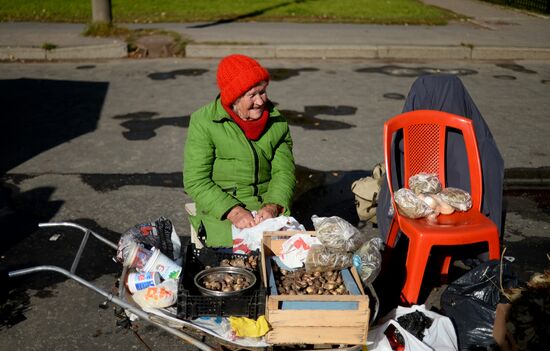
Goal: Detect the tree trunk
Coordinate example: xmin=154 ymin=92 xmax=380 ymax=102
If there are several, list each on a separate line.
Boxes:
xmin=91 ymin=0 xmax=112 ymax=23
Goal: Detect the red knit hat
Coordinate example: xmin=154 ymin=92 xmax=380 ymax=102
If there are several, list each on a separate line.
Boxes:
xmin=217 ymin=54 xmax=270 ymax=106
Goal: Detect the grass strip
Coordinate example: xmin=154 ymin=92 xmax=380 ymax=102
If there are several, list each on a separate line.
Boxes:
xmin=0 ymin=0 xmax=462 ymax=25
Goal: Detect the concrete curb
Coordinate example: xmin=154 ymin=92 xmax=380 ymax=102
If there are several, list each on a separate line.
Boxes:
xmin=472 ymin=47 xmax=550 ymax=60
xmin=0 ymin=47 xmax=46 ymax=60
xmin=504 ymin=167 xmax=550 ymax=188
xmin=0 ymin=42 xmax=127 ymax=61
xmin=186 ymin=44 xmax=550 ymax=60
xmin=2 ymin=42 xmax=550 ymax=61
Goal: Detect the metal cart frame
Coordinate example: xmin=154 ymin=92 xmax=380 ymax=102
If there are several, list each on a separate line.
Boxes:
xmin=7 ymin=222 xmax=365 ymax=351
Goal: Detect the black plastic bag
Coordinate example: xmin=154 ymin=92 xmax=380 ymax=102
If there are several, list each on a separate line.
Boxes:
xmin=440 ymin=260 xmax=519 ymax=351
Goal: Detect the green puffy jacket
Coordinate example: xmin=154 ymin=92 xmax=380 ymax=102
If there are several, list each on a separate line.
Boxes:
xmin=183 ymin=97 xmax=296 ymax=247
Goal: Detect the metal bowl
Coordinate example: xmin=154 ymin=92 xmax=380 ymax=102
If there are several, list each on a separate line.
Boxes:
xmin=194 ymin=266 xmax=257 ymax=297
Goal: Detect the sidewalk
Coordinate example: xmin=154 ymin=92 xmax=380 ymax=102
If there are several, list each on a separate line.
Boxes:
xmin=0 ymin=0 xmax=549 ymax=61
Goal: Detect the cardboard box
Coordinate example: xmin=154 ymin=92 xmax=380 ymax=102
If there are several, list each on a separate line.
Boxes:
xmin=261 ymin=231 xmax=370 ymax=345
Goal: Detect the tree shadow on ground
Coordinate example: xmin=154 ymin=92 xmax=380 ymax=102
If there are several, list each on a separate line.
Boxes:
xmin=0 ymin=78 xmax=107 ymax=174
xmin=0 ymin=78 xmax=109 ymax=328
xmin=188 ymin=0 xmax=312 ymax=28
xmin=0 ymin=78 xmax=107 ymax=252
xmin=0 ymin=217 xmax=122 ymax=329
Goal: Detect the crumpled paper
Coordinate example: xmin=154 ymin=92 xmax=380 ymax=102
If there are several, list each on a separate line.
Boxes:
xmin=232 ymin=214 xmax=305 ymax=254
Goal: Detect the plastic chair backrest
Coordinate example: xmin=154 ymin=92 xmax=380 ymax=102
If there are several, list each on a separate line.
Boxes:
xmin=383 ymin=110 xmax=483 ymax=211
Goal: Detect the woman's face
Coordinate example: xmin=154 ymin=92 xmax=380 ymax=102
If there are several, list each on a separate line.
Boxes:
xmin=233 ymin=81 xmax=268 ymax=121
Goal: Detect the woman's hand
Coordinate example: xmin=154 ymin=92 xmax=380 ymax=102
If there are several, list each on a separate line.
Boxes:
xmin=227 ymin=206 xmax=256 ymax=229
xmin=254 ymin=204 xmax=282 ymax=224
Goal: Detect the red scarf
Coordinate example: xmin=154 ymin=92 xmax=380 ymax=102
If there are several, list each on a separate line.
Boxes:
xmin=222 ymin=104 xmax=269 ymax=141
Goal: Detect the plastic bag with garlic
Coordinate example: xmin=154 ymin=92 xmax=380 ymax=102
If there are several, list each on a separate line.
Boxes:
xmin=305 ymin=244 xmax=353 ymax=273
xmin=409 ymin=173 xmax=442 ymax=195
xmin=418 ymin=193 xmax=455 ymax=215
xmin=439 ymin=187 xmax=472 ymax=211
xmin=311 ymin=215 xmax=367 ymax=252
xmin=393 ymin=188 xmax=435 ymax=219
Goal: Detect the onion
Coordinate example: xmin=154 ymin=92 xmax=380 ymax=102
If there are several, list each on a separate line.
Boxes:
xmin=423 ymin=195 xmax=439 ymax=210
xmin=434 ymin=195 xmax=455 ymax=215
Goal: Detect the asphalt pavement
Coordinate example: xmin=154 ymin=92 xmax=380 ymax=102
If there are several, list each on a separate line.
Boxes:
xmin=1 ymin=0 xmax=549 ymax=60
xmin=1 ymin=57 xmax=549 ymax=350
xmin=0 ymin=0 xmax=549 ymax=349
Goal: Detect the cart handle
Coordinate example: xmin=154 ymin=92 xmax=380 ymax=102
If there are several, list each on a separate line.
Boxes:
xmin=39 ymin=222 xmax=117 ymax=274
xmin=8 ymin=265 xmax=215 ymax=351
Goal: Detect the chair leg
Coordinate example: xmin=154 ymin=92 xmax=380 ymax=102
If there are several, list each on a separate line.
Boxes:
xmin=386 ymin=216 xmax=399 ymax=248
xmin=488 ymin=238 xmax=500 ymax=261
xmin=441 ymin=255 xmax=452 ymax=283
xmin=401 ymin=240 xmax=431 ymax=305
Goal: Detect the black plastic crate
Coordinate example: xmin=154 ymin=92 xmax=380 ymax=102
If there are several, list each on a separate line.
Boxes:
xmin=177 ymin=244 xmax=266 ymax=319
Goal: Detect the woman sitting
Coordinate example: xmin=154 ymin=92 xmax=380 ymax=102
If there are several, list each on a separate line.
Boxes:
xmin=183 ymin=54 xmax=296 ymax=248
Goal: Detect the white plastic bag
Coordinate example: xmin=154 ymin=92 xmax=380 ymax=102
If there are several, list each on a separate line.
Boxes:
xmin=193 ymin=317 xmax=237 ymax=341
xmin=278 ymin=233 xmax=321 ymax=269
xmin=139 ymin=310 xmax=270 ymax=348
xmin=232 ymin=215 xmax=305 ymax=254
xmin=192 ymin=317 xmax=270 ymax=347
xmin=367 ymin=305 xmax=458 ymax=351
xmin=132 ymin=279 xmax=178 ymax=309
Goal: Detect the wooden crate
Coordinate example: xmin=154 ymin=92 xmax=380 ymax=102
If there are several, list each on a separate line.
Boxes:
xmin=261 ymin=231 xmax=370 ymax=345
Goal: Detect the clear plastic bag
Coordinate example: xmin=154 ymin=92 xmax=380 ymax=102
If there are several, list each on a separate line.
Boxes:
xmin=439 ymin=187 xmax=472 ymax=211
xmin=409 ymin=173 xmax=442 ymax=195
xmin=305 ymin=244 xmax=353 ymax=272
xmin=116 ymin=217 xmax=181 ymax=263
xmin=394 ymin=188 xmax=434 ymax=219
xmin=132 ymin=279 xmax=178 ymax=309
xmin=116 ymin=233 xmax=138 ymax=264
xmin=311 ymin=215 xmax=367 ymax=252
xmin=418 ymin=193 xmax=455 ymax=215
xmin=353 ymin=237 xmax=384 ymax=285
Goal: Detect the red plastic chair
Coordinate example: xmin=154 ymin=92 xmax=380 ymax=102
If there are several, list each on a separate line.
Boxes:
xmin=383 ymin=110 xmax=501 ymax=305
